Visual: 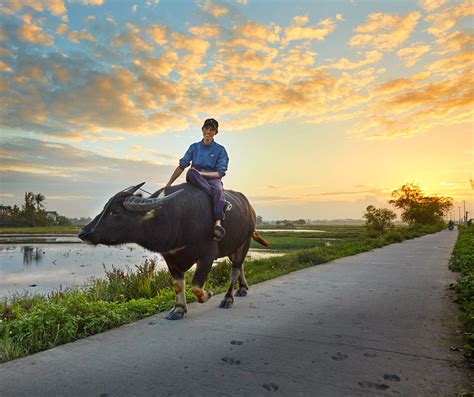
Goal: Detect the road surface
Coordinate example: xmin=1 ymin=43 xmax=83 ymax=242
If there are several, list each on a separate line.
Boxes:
xmin=0 ymin=230 xmax=471 ymax=396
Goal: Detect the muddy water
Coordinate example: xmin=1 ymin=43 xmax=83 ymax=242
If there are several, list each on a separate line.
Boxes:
xmin=0 ymin=243 xmax=284 ymax=297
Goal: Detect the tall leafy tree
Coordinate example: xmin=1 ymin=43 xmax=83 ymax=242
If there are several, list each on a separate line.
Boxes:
xmin=389 ymin=183 xmax=452 ymax=225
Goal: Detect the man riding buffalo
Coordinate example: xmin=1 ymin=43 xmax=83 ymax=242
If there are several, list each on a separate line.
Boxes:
xmin=165 ymin=118 xmax=231 ymax=242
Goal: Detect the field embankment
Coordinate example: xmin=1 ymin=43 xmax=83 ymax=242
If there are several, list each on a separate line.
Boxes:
xmin=0 ymin=226 xmax=82 ymax=235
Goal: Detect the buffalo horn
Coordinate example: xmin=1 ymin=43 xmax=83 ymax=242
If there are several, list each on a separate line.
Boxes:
xmin=123 ymin=182 xmax=146 ymax=194
xmin=123 ymin=189 xmax=183 ymax=212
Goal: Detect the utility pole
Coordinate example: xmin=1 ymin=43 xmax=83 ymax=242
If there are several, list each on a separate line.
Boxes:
xmin=458 ymin=206 xmax=462 ymax=224
xmin=464 ymin=200 xmax=467 ymax=227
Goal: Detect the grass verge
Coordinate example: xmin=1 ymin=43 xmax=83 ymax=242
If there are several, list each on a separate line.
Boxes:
xmin=449 ymin=225 xmax=474 ymax=354
xmin=0 ymin=223 xmax=443 ymax=363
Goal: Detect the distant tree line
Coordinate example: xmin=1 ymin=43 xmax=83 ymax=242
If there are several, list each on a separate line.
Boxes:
xmin=0 ymin=192 xmax=72 ymax=227
xmin=364 ymin=183 xmax=453 ymax=234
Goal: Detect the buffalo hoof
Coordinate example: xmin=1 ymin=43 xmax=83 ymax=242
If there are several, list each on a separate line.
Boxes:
xmin=235 ymin=287 xmax=248 ymax=297
xmin=219 ymin=298 xmax=233 ymax=309
xmin=165 ymin=307 xmax=185 ymax=320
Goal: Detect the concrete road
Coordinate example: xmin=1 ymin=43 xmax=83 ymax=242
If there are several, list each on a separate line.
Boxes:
xmin=0 ymin=230 xmax=471 ymax=396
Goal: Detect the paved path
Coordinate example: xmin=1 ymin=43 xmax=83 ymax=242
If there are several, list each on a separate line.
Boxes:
xmin=1 ymin=230 xmax=471 ymax=396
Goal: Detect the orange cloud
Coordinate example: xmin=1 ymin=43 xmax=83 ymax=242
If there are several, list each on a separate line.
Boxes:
xmin=425 ymin=0 xmax=473 ymax=38
xmin=57 ymin=24 xmax=95 ymax=43
xmin=2 ymin=0 xmax=67 ymax=17
xmin=114 ymin=24 xmax=155 ymax=53
xmin=147 ymin=25 xmax=169 ymax=45
xmin=396 ymin=43 xmax=431 ymax=67
xmin=201 ymin=0 xmax=229 ymax=17
xmin=350 ymin=11 xmax=420 ymax=51
xmin=140 ymin=51 xmax=179 ymax=77
xmin=292 ymin=15 xmax=309 ymax=26
xmin=325 ymin=50 xmax=383 ymax=70
xmin=434 ymin=30 xmax=474 ymax=54
xmin=283 ymin=18 xmax=336 ymax=45
xmin=236 ymin=22 xmax=280 ymax=43
xmin=18 ymin=15 xmax=54 ymax=46
xmin=69 ymin=0 xmax=104 ymax=5
xmin=188 ymin=24 xmax=221 ymax=39
xmin=0 ymin=60 xmax=12 ymax=73
xmin=419 ymin=0 xmax=447 ymax=11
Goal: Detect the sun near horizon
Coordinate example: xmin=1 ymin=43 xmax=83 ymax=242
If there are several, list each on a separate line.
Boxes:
xmin=0 ymin=0 xmax=472 ymax=220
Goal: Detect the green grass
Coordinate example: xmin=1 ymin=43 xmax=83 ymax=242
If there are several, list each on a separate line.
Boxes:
xmin=449 ymin=226 xmax=474 ymax=353
xmin=0 ymin=223 xmax=444 ymax=362
xmin=0 ymin=226 xmax=82 ymax=234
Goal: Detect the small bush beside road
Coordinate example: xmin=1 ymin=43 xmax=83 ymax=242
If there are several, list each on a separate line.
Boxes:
xmin=449 ymin=226 xmax=474 ymax=352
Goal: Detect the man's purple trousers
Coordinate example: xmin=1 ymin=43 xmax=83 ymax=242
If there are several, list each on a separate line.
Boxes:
xmin=186 ymin=168 xmax=226 ymax=221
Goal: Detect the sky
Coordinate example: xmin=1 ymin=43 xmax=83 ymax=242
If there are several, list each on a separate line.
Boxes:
xmin=0 ymin=0 xmax=473 ymax=221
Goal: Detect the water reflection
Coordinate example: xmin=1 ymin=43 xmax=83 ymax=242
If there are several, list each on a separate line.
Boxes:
xmin=22 ymin=246 xmax=44 ymax=265
xmin=0 ymin=243 xmax=284 ymax=297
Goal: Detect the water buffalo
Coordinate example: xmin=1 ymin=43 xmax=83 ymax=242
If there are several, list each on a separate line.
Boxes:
xmin=78 ymin=182 xmax=270 ymax=320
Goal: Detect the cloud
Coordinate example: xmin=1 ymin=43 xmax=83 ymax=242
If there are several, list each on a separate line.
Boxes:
xmin=350 ymin=68 xmax=473 ymax=140
xmin=292 ymin=15 xmax=308 ymax=26
xmin=236 ymin=22 xmax=280 ymax=43
xmin=425 ymin=0 xmax=473 ymax=38
xmin=434 ymin=30 xmax=474 ymax=54
xmin=188 ymin=23 xmax=221 ymax=39
xmin=0 ymin=136 xmax=178 ymax=216
xmin=56 ymin=23 xmax=95 ymax=43
xmin=350 ymin=11 xmax=420 ymax=51
xmin=2 ymin=0 xmax=67 ymax=17
xmin=147 ymin=25 xmax=169 ymax=45
xmin=18 ymin=15 xmax=54 ymax=46
xmin=419 ymin=0 xmax=447 ymax=11
xmin=201 ymin=0 xmax=230 ymax=17
xmin=69 ymin=0 xmax=104 ymax=5
xmin=396 ymin=43 xmax=431 ymax=67
xmin=114 ymin=24 xmax=155 ymax=53
xmin=0 ymin=60 xmax=13 ymax=72
xmin=325 ymin=50 xmax=383 ymax=70
xmin=283 ymin=17 xmax=336 ymax=45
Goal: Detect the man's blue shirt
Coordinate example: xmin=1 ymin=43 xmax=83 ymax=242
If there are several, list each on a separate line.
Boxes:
xmin=179 ymin=140 xmax=229 ymax=177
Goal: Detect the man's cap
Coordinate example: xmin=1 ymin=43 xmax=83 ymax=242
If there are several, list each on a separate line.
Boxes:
xmin=202 ymin=118 xmax=219 ymax=133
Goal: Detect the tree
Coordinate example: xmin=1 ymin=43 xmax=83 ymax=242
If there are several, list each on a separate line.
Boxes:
xmin=34 ymin=193 xmax=45 ymax=211
xmin=56 ymin=215 xmax=72 ymax=226
xmin=5 ymin=192 xmax=52 ymax=227
xmin=256 ymin=215 xmax=263 ymax=225
xmin=363 ymin=205 xmax=397 ymax=234
xmin=389 ymin=183 xmax=452 ymax=225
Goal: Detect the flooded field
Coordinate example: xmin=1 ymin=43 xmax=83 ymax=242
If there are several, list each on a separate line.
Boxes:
xmin=0 ymin=243 xmax=283 ymax=297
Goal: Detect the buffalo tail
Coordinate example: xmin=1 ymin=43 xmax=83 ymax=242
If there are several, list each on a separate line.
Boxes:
xmin=252 ymin=231 xmax=271 ymax=247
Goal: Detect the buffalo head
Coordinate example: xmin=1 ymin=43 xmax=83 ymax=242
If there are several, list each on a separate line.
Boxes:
xmin=78 ymin=182 xmax=182 ymax=246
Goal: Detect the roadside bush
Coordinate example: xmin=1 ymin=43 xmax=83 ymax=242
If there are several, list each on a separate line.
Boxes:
xmin=449 ymin=226 xmax=474 ymax=350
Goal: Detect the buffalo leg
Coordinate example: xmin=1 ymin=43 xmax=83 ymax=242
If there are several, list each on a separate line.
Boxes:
xmin=221 ymin=238 xmax=251 ymax=308
xmin=235 ymin=263 xmax=249 ymax=297
xmin=166 ymin=267 xmax=187 ymax=320
xmin=192 ymin=253 xmax=215 ymax=303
